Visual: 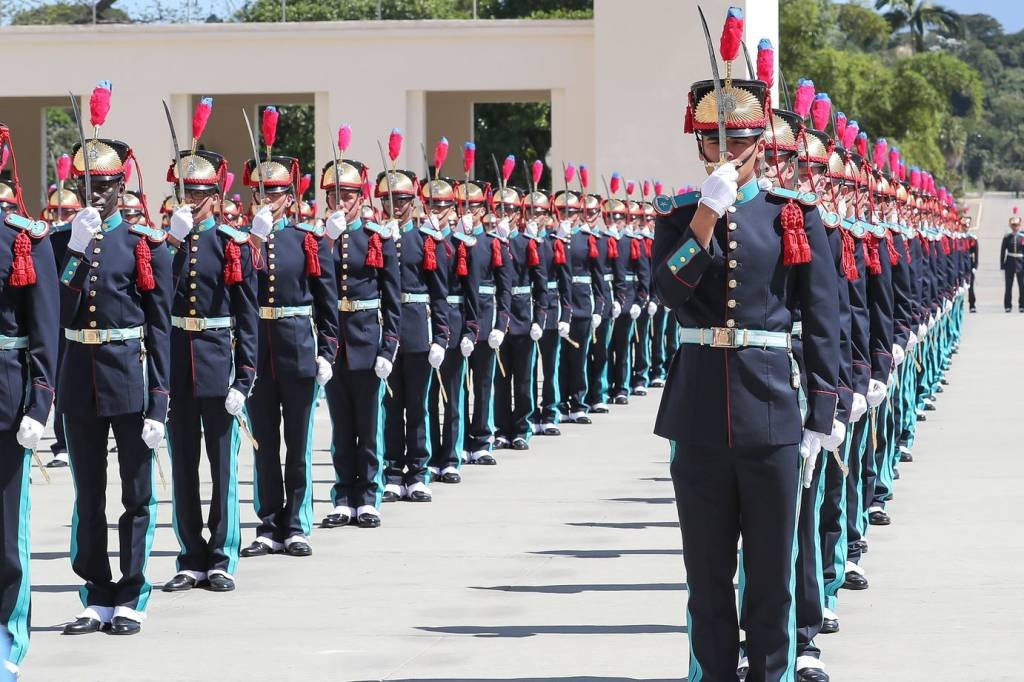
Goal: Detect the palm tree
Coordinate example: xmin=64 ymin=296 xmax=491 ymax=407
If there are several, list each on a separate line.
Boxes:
xmin=875 ymin=0 xmax=964 ymax=52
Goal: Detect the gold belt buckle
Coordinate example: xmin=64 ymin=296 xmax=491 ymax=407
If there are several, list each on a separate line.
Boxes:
xmin=339 ymin=298 xmax=354 ymax=313
xmin=81 ymin=329 xmax=103 ymax=344
xmin=260 ymin=306 xmax=280 ymax=320
xmin=184 ymin=317 xmax=206 ymax=332
xmin=710 ymin=327 xmax=736 ymax=348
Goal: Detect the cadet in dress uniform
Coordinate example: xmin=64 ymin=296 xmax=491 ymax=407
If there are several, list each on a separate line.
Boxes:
xmin=493 ymin=186 xmax=549 ymax=450
xmin=239 ymin=113 xmax=338 ymax=555
xmin=43 ymin=155 xmax=80 ymax=469
xmin=0 ymin=127 xmax=57 ymax=673
xmin=966 ymin=217 xmax=977 ymax=313
xmin=319 ymin=159 xmax=399 ymax=529
xmin=584 ymin=192 xmax=617 ymax=413
xmin=653 ymin=21 xmax=839 ymax=679
xmin=161 ymin=116 xmax=259 ymax=594
xmin=59 ymin=84 xmax=172 ymax=636
xmin=607 ymin=194 xmax=648 ymax=405
xmin=630 ymin=200 xmax=657 ymax=395
xmin=382 ymin=172 xmax=448 ymax=503
xmin=1000 ymin=210 xmax=1024 ymax=312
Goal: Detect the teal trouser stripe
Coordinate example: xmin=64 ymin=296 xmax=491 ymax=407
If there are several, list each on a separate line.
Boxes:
xmin=423 ymin=368 xmax=434 ymax=482
xmin=373 ymin=379 xmax=387 ymax=506
xmin=824 ymin=433 xmax=852 ymax=610
xmin=166 ymin=429 xmax=187 ymax=571
xmin=64 ymin=417 xmax=89 ymax=608
xmin=599 ymin=321 xmax=612 ymax=402
xmin=687 ymin=606 xmax=704 ymax=682
xmin=550 ymin=338 xmax=562 ymax=421
xmin=224 ymin=418 xmax=241 ymax=575
xmin=455 ymin=359 xmax=467 ymax=468
xmin=246 ymin=408 xmax=263 ymax=516
xmin=812 ymin=453 xmax=829 ymax=612
xmin=485 ymin=354 xmax=496 ymax=452
xmin=135 ymin=449 xmax=159 ymax=613
xmin=299 ymin=384 xmax=320 ymax=534
xmin=8 ymin=451 xmax=31 ymax=665
xmin=524 ymin=344 xmax=538 ymax=443
xmin=855 ymin=415 xmax=870 ymax=536
xmin=784 ymin=457 xmax=801 ymax=681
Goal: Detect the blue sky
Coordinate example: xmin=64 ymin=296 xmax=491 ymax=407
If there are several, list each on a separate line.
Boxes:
xmin=837 ymin=0 xmax=1023 ymax=33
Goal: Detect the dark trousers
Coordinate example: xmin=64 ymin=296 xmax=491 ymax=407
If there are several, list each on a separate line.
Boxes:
xmin=868 ymin=399 xmax=892 ymax=509
xmin=968 ymin=269 xmax=976 ymax=307
xmin=672 ymin=441 xmax=799 ymax=682
xmin=649 ymin=307 xmax=669 ymax=380
xmin=494 ymin=335 xmax=537 ymax=441
xmin=820 ymin=431 xmax=852 ymax=613
xmin=384 ymin=351 xmax=433 ymax=487
xmin=559 ymin=315 xmax=592 ymax=414
xmin=630 ymin=308 xmax=651 ymax=388
xmin=465 ymin=342 xmax=497 ymax=453
xmin=535 ymin=329 xmax=562 ymax=424
xmin=1005 ymin=266 xmax=1024 ymax=309
xmin=846 ymin=417 xmax=871 ymax=564
xmin=326 ymin=367 xmax=384 ymax=510
xmin=609 ymin=315 xmax=635 ymax=398
xmin=429 ymin=350 xmax=468 ymax=471
xmin=0 ymin=434 xmax=29 ymax=667
xmin=585 ymin=316 xmax=612 ymax=407
xmin=65 ymin=413 xmax=156 ymax=613
xmin=51 ymin=336 xmax=68 ymax=455
xmin=166 ymin=395 xmax=241 ymax=577
xmin=795 ymin=451 xmax=827 ymax=658
xmin=248 ymin=376 xmax=317 ymax=540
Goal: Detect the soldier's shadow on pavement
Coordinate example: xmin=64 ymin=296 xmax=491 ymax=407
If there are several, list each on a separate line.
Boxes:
xmin=415 ymin=624 xmax=686 ymax=638
xmin=382 ymin=678 xmax=685 ymax=682
xmin=30 ymin=584 xmax=81 ymax=593
xmin=32 ymin=550 xmax=178 ymax=561
xmin=606 ymin=497 xmax=675 ymax=504
xmin=530 ymin=549 xmax=681 ymax=558
xmin=470 ymin=583 xmax=686 ymax=594
xmin=567 ymin=521 xmax=679 ymax=529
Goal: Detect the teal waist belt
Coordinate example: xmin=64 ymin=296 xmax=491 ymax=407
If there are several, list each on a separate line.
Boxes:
xmin=171 ymin=316 xmax=233 ymax=332
xmin=678 ymin=327 xmax=792 ymax=350
xmin=401 ymin=293 xmax=430 ymax=304
xmin=511 ymin=286 xmax=532 ymax=296
xmin=0 ymin=336 xmax=29 ymax=350
xmin=479 ymin=285 xmax=496 ymax=295
xmin=65 ymin=326 xmax=144 ymax=345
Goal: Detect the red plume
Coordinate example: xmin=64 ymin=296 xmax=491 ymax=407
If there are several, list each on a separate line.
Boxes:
xmin=626 ymin=180 xmax=636 ymax=197
xmin=531 ymin=160 xmax=544 ymax=188
xmin=794 ymin=79 xmax=815 ymax=120
xmin=337 ymin=124 xmax=352 ymax=152
xmin=811 ymin=93 xmax=830 ymax=132
xmin=756 ymin=38 xmax=774 ymax=87
xmin=719 ymin=7 xmax=744 ymax=63
xmin=910 ymin=168 xmax=921 ymax=190
xmin=642 ymin=180 xmax=651 ymax=197
xmin=57 ymin=154 xmax=72 ymax=182
xmin=654 ymin=181 xmax=664 ymax=196
xmin=565 ymin=163 xmax=576 ymax=186
xmin=834 ymin=113 xmax=848 ymax=145
xmin=579 ymin=164 xmax=590 ymax=190
xmin=299 ymin=174 xmax=311 ymax=197
xmin=842 ymin=121 xmax=859 ymax=150
xmin=261 ymin=106 xmax=279 ymax=149
xmin=502 ymin=155 xmax=515 ymax=185
xmin=855 ymin=133 xmax=868 ymax=158
xmin=224 ymin=171 xmax=235 ymax=194
xmin=873 ymin=138 xmax=888 ymax=169
xmin=192 ymin=97 xmax=213 ymax=141
xmin=388 ymin=128 xmax=403 ymax=163
xmin=1015 ymin=206 xmax=1019 ymax=215
xmin=89 ymin=81 xmax=112 ymax=129
xmin=434 ymin=137 xmax=449 ymax=172
xmin=889 ymin=149 xmax=900 ymax=174
xmin=463 ymin=142 xmax=476 ymax=175
xmin=0 ymin=147 xmax=7 ymax=172
xmin=610 ymin=172 xmax=621 ymax=195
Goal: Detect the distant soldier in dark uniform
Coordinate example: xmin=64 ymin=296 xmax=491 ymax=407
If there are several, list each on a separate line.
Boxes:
xmin=0 ymin=126 xmax=58 ymax=673
xmin=654 ymin=24 xmax=839 ymax=681
xmin=965 ymin=217 xmax=977 ymax=313
xmin=161 ymin=100 xmax=259 ymax=594
xmin=1000 ymin=209 xmax=1024 ymax=312
xmin=630 ymin=199 xmax=657 ymax=395
xmin=239 ymin=108 xmax=338 ymax=555
xmin=59 ymin=83 xmax=173 ymax=636
xmin=607 ymin=190 xmax=648 ymax=406
xmin=319 ymin=154 xmax=399 ymax=529
xmin=584 ymin=192 xmax=617 ymax=413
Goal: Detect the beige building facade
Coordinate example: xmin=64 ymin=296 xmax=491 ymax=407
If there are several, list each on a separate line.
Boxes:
xmin=0 ymin=0 xmax=777 ymax=215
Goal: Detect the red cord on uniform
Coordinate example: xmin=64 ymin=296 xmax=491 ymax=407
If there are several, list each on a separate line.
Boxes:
xmin=552 ymin=238 xmax=566 ymax=265
xmin=135 ymin=239 xmax=156 ymax=291
xmin=223 ymin=240 xmax=243 ymax=285
xmin=781 ymin=202 xmax=811 ymax=266
xmin=456 ymin=241 xmax=469 ymax=276
xmin=365 ymin=232 xmax=384 ymax=269
xmin=423 ymin=235 xmax=438 ymax=271
xmin=304 ymin=232 xmax=322 ymax=276
xmin=8 ymin=232 xmax=35 ymax=287
xmin=527 ymin=238 xmax=540 ymax=267
xmin=588 ymin=234 xmax=598 ymax=259
xmin=491 ymin=238 xmax=503 ymax=267
xmin=840 ymin=229 xmax=859 ymax=281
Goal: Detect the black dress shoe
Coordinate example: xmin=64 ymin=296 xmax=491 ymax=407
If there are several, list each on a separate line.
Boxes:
xmin=285 ymin=541 xmax=312 ymax=557
xmin=382 ymin=491 xmax=401 ymax=503
xmin=589 ymin=405 xmax=609 ymax=414
xmin=493 ymin=437 xmax=511 ymax=450
xmin=1007 ymin=307 xmax=1013 ymax=313
xmin=797 ymin=667 xmax=829 ymax=682
xmin=611 ymin=395 xmax=629 ymax=405
xmin=820 ymin=616 xmax=840 ymax=634
xmin=542 ymin=426 xmax=561 ymax=436
xmin=650 ymin=378 xmax=665 ymax=388
xmin=207 ymin=573 xmax=235 ymax=592
xmin=63 ymin=617 xmax=103 ymax=635
xmin=941 ymin=378 xmax=949 ymax=385
xmin=240 ymin=541 xmax=274 ymax=557
xmin=573 ymin=414 xmax=592 ymax=424
xmin=321 ymin=513 xmax=350 ymax=528
xmin=439 ymin=472 xmax=461 ymax=484
xmin=511 ymin=437 xmax=529 ymax=450
xmin=917 ymin=412 xmax=927 ymax=422
xmin=900 ymin=450 xmax=913 ymax=463
xmin=357 ymin=513 xmax=381 ymax=528
xmin=108 ymin=616 xmax=141 ymax=636
xmin=935 ymin=385 xmax=944 ymax=393
xmin=407 ymin=490 xmax=432 ymax=502
xmin=857 ymin=538 xmax=869 ymax=554
xmin=476 ymin=453 xmax=497 ymax=465
xmin=843 ymin=571 xmax=869 ymax=590
xmin=631 ymin=386 xmax=647 ymax=396
xmin=163 ymin=574 xmax=197 ymax=592
xmin=869 ymin=510 xmax=891 ymax=526
xmin=893 ymin=468 xmax=901 ymax=480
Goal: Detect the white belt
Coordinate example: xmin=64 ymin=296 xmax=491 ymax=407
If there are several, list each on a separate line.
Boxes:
xmin=172 ymin=316 xmax=233 ymax=332
xmin=678 ymin=327 xmax=792 ymax=350
xmin=572 ymin=276 xmax=592 ymax=284
xmin=65 ymin=326 xmax=144 ymax=345
xmin=511 ymin=286 xmax=532 ymax=296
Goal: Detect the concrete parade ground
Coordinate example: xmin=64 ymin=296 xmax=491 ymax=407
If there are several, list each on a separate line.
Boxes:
xmin=21 ymin=194 xmax=1023 ymax=680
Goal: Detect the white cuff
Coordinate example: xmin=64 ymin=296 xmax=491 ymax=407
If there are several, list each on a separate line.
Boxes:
xmin=406 ymin=481 xmax=432 ymax=495
xmin=356 ymin=505 xmax=380 ymax=518
xmin=113 ymin=605 xmax=146 ymax=623
xmin=78 ymin=605 xmax=113 ymax=624
xmin=332 ymin=505 xmax=355 ymax=518
xmin=175 ymin=570 xmax=207 ymax=583
xmin=284 ymin=535 xmax=310 ymax=548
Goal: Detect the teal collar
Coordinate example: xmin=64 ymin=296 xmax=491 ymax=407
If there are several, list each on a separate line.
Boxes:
xmin=472 ymin=225 xmax=484 ymax=236
xmin=101 ymin=211 xmax=123 ymax=232
xmin=347 ymin=218 xmax=363 ymax=233
xmin=441 ymin=226 xmax=452 ymax=238
xmin=401 ymin=220 xmax=415 ymax=233
xmin=195 ymin=216 xmax=217 ymax=233
xmin=736 ymin=177 xmax=760 ymax=205
xmin=273 ymin=218 xmax=288 ymax=232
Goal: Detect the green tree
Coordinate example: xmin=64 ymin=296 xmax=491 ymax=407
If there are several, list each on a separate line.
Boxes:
xmin=874 ymin=0 xmax=963 ymax=52
xmin=779 ymin=0 xmax=835 ymax=77
xmin=11 ymin=0 xmax=131 ymax=24
xmin=896 ymin=52 xmax=982 ymax=119
xmin=473 ymin=102 xmax=550 ymax=189
xmin=835 ymin=3 xmax=891 ymax=51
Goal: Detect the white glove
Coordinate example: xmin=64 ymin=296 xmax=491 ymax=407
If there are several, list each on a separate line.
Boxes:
xmin=611 ymin=301 xmax=622 ymax=319
xmin=944 ymin=299 xmax=953 ymax=312
xmin=906 ymin=331 xmax=918 ymax=351
xmin=315 ymin=356 xmax=334 ymax=386
xmin=68 ymin=206 xmax=102 ymax=253
xmin=495 ymin=217 xmax=510 ymax=241
xmin=591 ymin=314 xmax=602 ymax=330
xmin=374 ymin=356 xmax=393 ymax=379
xmin=524 ymin=220 xmax=539 ymax=238
xmin=928 ymin=314 xmax=936 ymax=330
xmin=629 ymin=304 xmax=641 ymax=320
xmin=917 ymin=323 xmax=927 ymax=339
xmin=250 ymin=206 xmax=274 ymax=240
xmin=428 ymin=343 xmax=445 ymax=369
xmin=647 ymin=301 xmax=658 ymax=316
xmin=16 ymin=416 xmax=44 ymax=450
xmin=325 ymin=210 xmax=346 ymax=240
xmin=820 ymin=419 xmax=847 ymax=452
xmin=460 ymin=337 xmax=475 ymax=358
xmin=141 ymin=419 xmax=165 ymax=450
xmin=460 ymin=213 xmax=475 ymax=235
xmin=169 ymin=205 xmax=193 ymax=241
xmin=799 ymin=430 xmax=824 ymax=488
xmin=697 ymin=163 xmax=739 ymax=217
xmin=866 ymin=379 xmax=886 ymax=407
xmin=556 ymin=220 xmax=572 ymax=239
xmin=383 ymin=219 xmax=399 ymax=240
xmin=558 ymin=321 xmax=571 ymax=338
xmin=892 ymin=344 xmax=905 ymax=367
xmin=529 ymin=323 xmax=543 ymax=341
xmin=488 ymin=329 xmax=505 ymax=350
xmin=850 ymin=393 xmax=868 ymax=423
xmin=224 ymin=388 xmax=246 ymax=416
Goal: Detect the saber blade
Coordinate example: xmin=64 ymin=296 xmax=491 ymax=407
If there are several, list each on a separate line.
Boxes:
xmin=697 ymin=6 xmax=728 ymax=165
xmin=67 ymin=92 xmax=91 ymax=208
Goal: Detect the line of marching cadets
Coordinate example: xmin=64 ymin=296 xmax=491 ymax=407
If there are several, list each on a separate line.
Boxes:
xmin=0 ymin=85 xmax=681 ymax=675
xmin=653 ymin=10 xmax=974 ymax=682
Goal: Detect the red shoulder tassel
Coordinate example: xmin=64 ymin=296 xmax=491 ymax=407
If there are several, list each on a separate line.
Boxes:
xmin=942 ymin=236 xmax=952 ymax=255
xmin=644 ymin=238 xmax=652 ymax=257
xmin=8 ymin=232 xmax=35 ymax=287
xmin=781 ymin=201 xmax=811 ymax=266
xmin=456 ymin=241 xmax=469 ymax=276
xmin=840 ymin=229 xmax=859 ymax=281
xmin=553 ymin=238 xmax=567 ymax=265
xmin=921 ymin=237 xmax=931 ymax=257
xmin=904 ymin=240 xmax=912 ymax=263
xmin=588 ymin=234 xmax=599 ymax=259
xmin=135 ymin=239 xmax=155 ymax=291
xmin=630 ymin=237 xmax=641 ymax=261
xmin=491 ymin=238 xmax=503 ymax=267
xmin=607 ymin=236 xmax=619 ymax=259
xmin=885 ymin=234 xmax=900 ymax=266
xmin=304 ymin=232 xmax=322 ymax=276
xmin=423 ymin=235 xmax=438 ymax=271
xmin=864 ymin=235 xmax=882 ymax=275
xmin=527 ymin=238 xmax=540 ymax=267
xmin=223 ymin=240 xmax=243 ymax=285
xmin=365 ymin=231 xmax=384 ymax=269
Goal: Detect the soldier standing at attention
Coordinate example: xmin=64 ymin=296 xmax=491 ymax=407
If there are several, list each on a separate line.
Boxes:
xmin=1000 ymin=208 xmax=1024 ymax=312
